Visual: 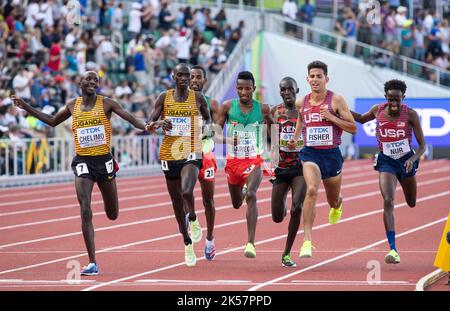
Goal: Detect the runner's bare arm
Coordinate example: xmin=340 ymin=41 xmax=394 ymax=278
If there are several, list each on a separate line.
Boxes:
xmin=209 ymin=99 xmax=220 ymax=123
xmin=216 ymin=100 xmax=231 ymax=128
xmin=147 ymin=92 xmax=171 ymax=132
xmin=106 ymin=98 xmax=146 ymax=130
xmin=405 ymin=108 xmax=426 ymax=172
xmin=214 ymin=100 xmax=232 ymax=144
xmin=322 ymin=94 xmax=357 ymax=134
xmin=11 ymin=95 xmax=72 ymax=127
xmin=289 ymin=97 xmax=304 ymax=148
xmin=209 ymin=98 xmax=227 ymax=143
xmin=270 ymin=105 xmax=280 ymax=151
xmin=196 ymin=92 xmax=211 ymax=125
xmin=351 ymin=104 xmax=378 ymax=124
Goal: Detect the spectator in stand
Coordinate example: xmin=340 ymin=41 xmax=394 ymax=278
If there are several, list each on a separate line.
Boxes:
xmin=47 ymin=35 xmax=62 ymax=72
xmin=400 ymin=19 xmax=414 ymax=58
xmin=158 ymin=0 xmax=175 ymax=31
xmin=412 ymin=23 xmax=426 ymax=61
xmin=282 ymin=0 xmax=298 ymax=35
xmin=13 ymin=66 xmax=33 ymax=105
xmin=300 ymin=0 xmax=315 ymax=25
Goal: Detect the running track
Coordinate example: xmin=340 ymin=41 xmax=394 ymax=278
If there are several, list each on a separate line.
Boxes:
xmin=0 ymin=159 xmax=449 ymax=291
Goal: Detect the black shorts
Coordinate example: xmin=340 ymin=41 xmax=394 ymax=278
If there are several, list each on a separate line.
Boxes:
xmin=71 ymin=154 xmax=119 ymax=182
xmin=161 ymin=157 xmax=203 ymax=180
xmin=270 ymin=164 xmax=303 ymax=185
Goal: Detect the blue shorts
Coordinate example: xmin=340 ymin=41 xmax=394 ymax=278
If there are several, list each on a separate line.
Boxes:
xmin=374 ymin=151 xmax=419 ymax=181
xmin=300 ymin=146 xmax=344 ymax=180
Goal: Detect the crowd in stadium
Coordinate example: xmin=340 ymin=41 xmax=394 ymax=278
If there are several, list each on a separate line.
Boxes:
xmin=0 ymin=0 xmax=245 ymax=141
xmin=1 ymin=0 xmax=449 ymax=142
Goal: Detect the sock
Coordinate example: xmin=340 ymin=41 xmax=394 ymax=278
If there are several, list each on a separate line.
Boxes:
xmin=188 ymin=214 xmax=196 ymax=222
xmin=184 ymin=237 xmax=192 ymax=246
xmin=205 ymin=238 xmax=214 ymax=247
xmin=386 ymin=231 xmax=397 ymax=251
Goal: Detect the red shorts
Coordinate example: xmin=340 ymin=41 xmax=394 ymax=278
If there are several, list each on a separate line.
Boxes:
xmin=198 ymin=152 xmax=217 ymax=182
xmin=224 ymin=157 xmax=263 ymax=185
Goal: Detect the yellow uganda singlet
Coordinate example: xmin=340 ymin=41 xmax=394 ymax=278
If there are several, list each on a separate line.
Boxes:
xmin=72 ymin=95 xmax=111 ymax=156
xmin=159 ymin=89 xmax=202 ymax=161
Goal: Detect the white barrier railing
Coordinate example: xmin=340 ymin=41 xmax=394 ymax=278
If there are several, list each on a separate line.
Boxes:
xmin=0 ymin=136 xmax=163 ymax=187
xmin=265 ymin=14 xmax=450 ymax=89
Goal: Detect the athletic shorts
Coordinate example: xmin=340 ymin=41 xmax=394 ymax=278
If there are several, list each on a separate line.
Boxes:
xmin=270 ymin=164 xmax=303 ymax=185
xmin=374 ymin=151 xmax=419 ymax=181
xmin=300 ymin=146 xmax=344 ymax=180
xmin=161 ymin=153 xmax=203 ymax=180
xmin=224 ymin=157 xmax=263 ymax=185
xmin=198 ymin=152 xmax=217 ymax=182
xmin=71 ymin=153 xmax=119 ymax=182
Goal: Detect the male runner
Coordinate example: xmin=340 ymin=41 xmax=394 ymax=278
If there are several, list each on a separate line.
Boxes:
xmin=11 ymin=71 xmax=147 ymax=275
xmin=216 ymin=71 xmax=273 ymax=258
xmin=351 ymin=79 xmax=425 ymax=264
xmin=147 ymin=63 xmax=211 ymax=266
xmin=289 ymin=61 xmax=357 ymax=258
xmin=270 ymin=77 xmax=306 ymax=267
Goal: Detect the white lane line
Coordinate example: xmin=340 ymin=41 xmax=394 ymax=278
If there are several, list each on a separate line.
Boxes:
xmin=0 ymin=160 xmax=385 ymax=197
xmin=1 ymin=181 xmax=448 ymax=277
xmin=291 ymin=280 xmax=412 ymax=285
xmin=0 ymin=279 xmax=95 ymax=284
xmin=247 ymin=217 xmax=447 ymax=291
xmin=2 ymin=166 xmax=448 ymax=231
xmin=2 ymin=171 xmax=448 ymax=248
xmin=0 ymin=161 xmax=389 ymax=213
xmin=80 ymin=191 xmax=450 ymax=291
xmin=135 ymin=279 xmax=252 ymax=284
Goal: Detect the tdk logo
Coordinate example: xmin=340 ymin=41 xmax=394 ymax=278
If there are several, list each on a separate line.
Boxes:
xmin=85 ymin=127 xmax=101 ymax=134
xmin=172 ymin=118 xmax=188 ymax=123
xmin=363 ymin=108 xmax=450 ymax=137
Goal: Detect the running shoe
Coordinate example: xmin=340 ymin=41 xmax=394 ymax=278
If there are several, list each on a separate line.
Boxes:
xmin=80 ymin=263 xmax=99 ymax=276
xmin=204 ymin=239 xmax=216 ymax=261
xmin=299 ymin=240 xmax=313 ymax=258
xmin=329 ymin=204 xmax=343 ymax=224
xmin=185 ymin=243 xmax=196 ymax=267
xmin=282 ymin=254 xmax=297 ymax=267
xmin=189 ymin=218 xmax=202 ymax=243
xmin=244 ymin=242 xmax=256 ymax=258
xmin=384 ymin=249 xmax=400 ymax=264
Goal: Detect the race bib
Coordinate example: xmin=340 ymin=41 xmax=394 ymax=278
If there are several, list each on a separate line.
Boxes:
xmin=382 ymin=139 xmax=411 ymax=159
xmin=161 ymin=160 xmax=169 ymax=171
xmin=165 ymin=116 xmax=191 ymax=137
xmin=186 ymin=152 xmax=197 ymax=161
xmin=228 ymin=130 xmax=258 ymax=158
xmin=204 ymin=167 xmax=214 ymax=179
xmin=105 ymin=159 xmax=114 ymax=174
xmin=280 ymin=132 xmax=303 ymax=152
xmin=75 ymin=163 xmax=89 ymax=176
xmin=76 ymin=125 xmax=106 ymax=148
xmin=306 ymin=126 xmax=333 ymax=147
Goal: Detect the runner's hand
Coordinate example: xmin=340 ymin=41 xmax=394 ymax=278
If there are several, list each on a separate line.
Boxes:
xmin=10 ymin=95 xmax=27 ymax=109
xmin=404 ymin=159 xmax=414 ymax=173
xmin=161 ymin=119 xmax=172 ymax=131
xmin=320 ymin=105 xmax=332 ymax=121
xmin=287 ymin=138 xmax=297 ymax=150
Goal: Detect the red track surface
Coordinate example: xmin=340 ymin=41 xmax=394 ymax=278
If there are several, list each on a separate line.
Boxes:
xmin=0 ymin=159 xmax=449 ymax=291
